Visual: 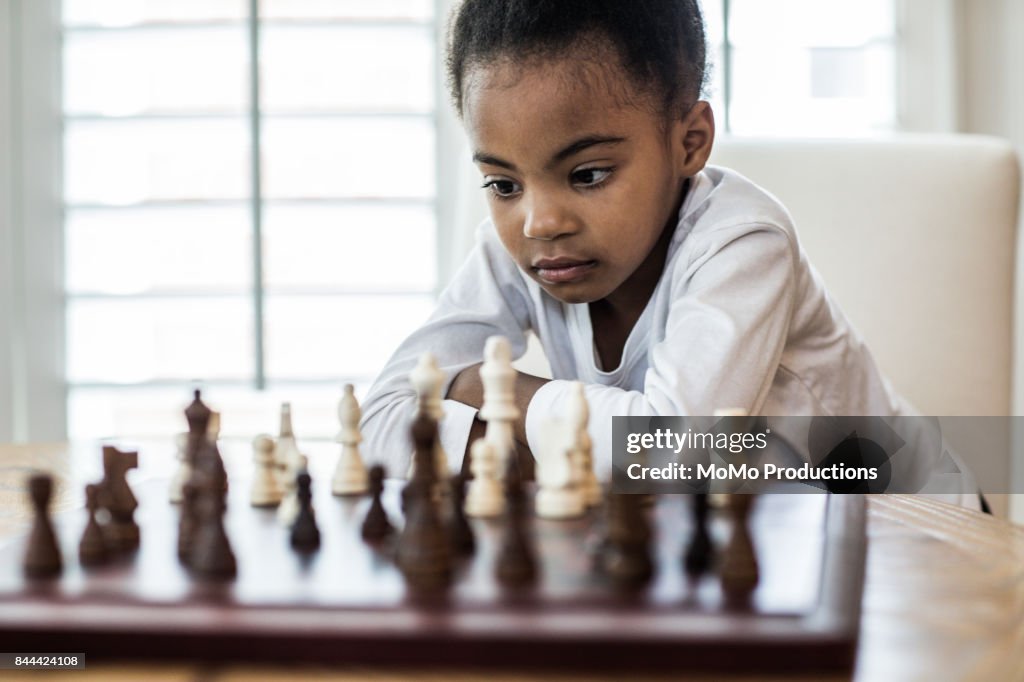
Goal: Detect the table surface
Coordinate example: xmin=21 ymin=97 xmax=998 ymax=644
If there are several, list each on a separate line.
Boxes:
xmin=1 ymin=441 xmax=1023 ymax=682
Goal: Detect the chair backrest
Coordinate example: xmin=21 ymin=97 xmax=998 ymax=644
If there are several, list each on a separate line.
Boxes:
xmin=710 ymin=134 xmax=1020 ymax=417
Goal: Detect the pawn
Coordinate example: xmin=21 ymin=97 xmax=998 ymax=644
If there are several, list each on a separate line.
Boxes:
xmin=78 ymin=483 xmax=109 ymax=567
xmin=448 ymin=473 xmax=475 ymax=557
xmin=464 ymin=438 xmax=504 ymax=518
xmin=24 ymin=474 xmax=62 ymax=579
xmin=332 ymin=384 xmax=369 ymax=496
xmin=495 ymin=459 xmax=537 ymax=587
xmin=277 ymin=453 xmax=307 ymax=526
xmin=251 ymin=434 xmax=283 ymax=508
xmin=720 ymin=494 xmax=759 ymax=607
xmin=603 ymin=494 xmax=654 ymax=589
xmin=361 ymin=465 xmax=394 ymax=542
xmin=290 ymin=471 xmax=320 ymax=552
xmin=684 ymin=493 xmax=713 ymax=576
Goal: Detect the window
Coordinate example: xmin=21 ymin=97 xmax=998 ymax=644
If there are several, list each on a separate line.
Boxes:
xmin=62 ymin=0 xmax=439 ymax=440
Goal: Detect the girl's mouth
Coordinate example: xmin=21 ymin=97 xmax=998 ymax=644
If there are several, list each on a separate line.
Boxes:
xmin=532 ymin=258 xmax=597 ymax=284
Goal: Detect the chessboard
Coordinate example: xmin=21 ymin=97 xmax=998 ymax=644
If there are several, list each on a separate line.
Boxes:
xmin=0 ymin=466 xmax=866 ymax=674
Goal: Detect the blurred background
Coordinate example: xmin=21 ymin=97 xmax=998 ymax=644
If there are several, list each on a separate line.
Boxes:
xmin=0 ymin=0 xmax=1021 ymax=444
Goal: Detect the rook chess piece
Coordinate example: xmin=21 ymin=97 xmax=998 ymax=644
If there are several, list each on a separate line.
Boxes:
xmin=361 ymin=464 xmax=394 ymax=542
xmin=78 ymin=483 xmax=109 ymax=567
xmin=251 ymin=434 xmax=283 ymax=508
xmin=684 ymin=493 xmax=714 ymax=576
xmin=495 ymin=458 xmax=537 ymax=587
xmin=720 ymin=494 xmax=759 ymax=607
xmin=290 ymin=471 xmax=320 ymax=552
xmin=332 ymin=384 xmax=369 ymax=496
xmin=24 ymin=474 xmax=62 ymax=579
xmin=448 ymin=473 xmax=475 ymax=556
xmin=464 ymin=438 xmax=504 ymax=518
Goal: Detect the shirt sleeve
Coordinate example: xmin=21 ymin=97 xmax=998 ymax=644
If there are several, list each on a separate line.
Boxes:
xmin=526 ymin=223 xmax=799 ymax=478
xmin=360 ymin=223 xmax=533 ymax=478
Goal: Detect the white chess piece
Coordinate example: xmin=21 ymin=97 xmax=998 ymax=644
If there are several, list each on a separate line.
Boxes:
xmin=251 ymin=434 xmax=283 ymax=507
xmin=207 ymin=410 xmax=221 ymax=442
xmin=332 ymin=384 xmax=368 ymax=496
xmin=409 ymin=353 xmax=449 ymax=479
xmin=277 ymin=453 xmax=307 ymax=526
xmin=169 ymin=432 xmax=190 ymax=503
xmin=535 ymin=417 xmax=585 ymax=519
xmin=275 ymin=402 xmax=302 ymax=489
xmin=464 ymin=438 xmax=504 ymax=518
xmin=567 ymin=382 xmax=601 ymax=506
xmin=479 ymin=336 xmax=519 ymax=478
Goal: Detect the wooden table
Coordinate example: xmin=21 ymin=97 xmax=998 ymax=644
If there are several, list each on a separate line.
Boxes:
xmin=1 ymin=442 xmax=1022 ymax=681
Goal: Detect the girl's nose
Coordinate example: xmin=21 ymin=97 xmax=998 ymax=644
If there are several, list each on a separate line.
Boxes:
xmin=523 ymin=195 xmax=579 ymax=241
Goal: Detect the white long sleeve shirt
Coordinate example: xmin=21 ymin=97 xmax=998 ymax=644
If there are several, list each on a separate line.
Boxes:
xmin=360 ymin=167 xmax=977 ymax=504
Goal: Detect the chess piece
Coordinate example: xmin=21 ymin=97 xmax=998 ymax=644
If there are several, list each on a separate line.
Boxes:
xmin=410 ymin=353 xmax=449 ymax=480
xmin=177 ymin=480 xmax=199 ymax=563
xmin=495 ymin=458 xmax=537 ymax=587
xmin=567 ymin=382 xmax=601 ymax=507
xmin=290 ymin=471 xmax=320 ymax=552
xmin=97 ymin=446 xmax=139 ymax=553
xmin=448 ymin=473 xmax=475 ymax=556
xmin=464 ymin=438 xmax=504 ymax=518
xmin=684 ymin=493 xmax=714 ymax=576
xmin=720 ymin=494 xmax=759 ymax=607
xmin=396 ymin=415 xmax=451 ymax=590
xmin=479 ymin=336 xmax=519 ymax=478
xmin=169 ymin=431 xmax=190 ymax=503
xmin=535 ymin=419 xmax=584 ymax=519
xmin=190 ymin=440 xmax=237 ymax=580
xmin=207 ymin=410 xmax=221 ymax=442
xmin=24 ymin=474 xmax=62 ymax=579
xmin=277 ymin=453 xmax=307 ymax=526
xmin=361 ymin=464 xmax=394 ymax=542
xmin=603 ymin=493 xmax=654 ymax=589
xmin=332 ymin=384 xmax=369 ymax=496
xmin=275 ymin=402 xmax=302 ymax=489
xmin=251 ymin=434 xmax=283 ymax=507
xmin=78 ymin=483 xmax=109 ymax=567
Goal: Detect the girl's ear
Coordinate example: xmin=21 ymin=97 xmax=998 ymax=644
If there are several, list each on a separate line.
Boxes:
xmin=672 ymin=101 xmax=715 ymax=177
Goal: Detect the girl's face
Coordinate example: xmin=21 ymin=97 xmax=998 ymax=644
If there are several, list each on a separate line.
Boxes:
xmin=463 ymin=52 xmax=714 ymax=307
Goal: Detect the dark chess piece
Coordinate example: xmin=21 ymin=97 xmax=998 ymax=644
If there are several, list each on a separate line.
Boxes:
xmin=290 ymin=471 xmax=320 ymax=552
xmin=448 ymin=472 xmax=475 ymax=557
xmin=189 ymin=441 xmax=237 ymax=580
xmin=720 ymin=494 xmax=759 ymax=608
xmin=495 ymin=458 xmax=537 ymax=587
xmin=603 ymin=494 xmax=654 ymax=589
xmin=684 ymin=493 xmax=714 ymax=576
xmin=97 ymin=446 xmax=139 ymax=553
xmin=78 ymin=483 xmax=109 ymax=567
xmin=396 ymin=416 xmax=451 ymax=591
xmin=177 ymin=479 xmax=199 ymax=564
xmin=24 ymin=474 xmax=62 ymax=579
xmin=401 ymin=412 xmax=439 ymax=516
xmin=361 ymin=464 xmax=394 ymax=542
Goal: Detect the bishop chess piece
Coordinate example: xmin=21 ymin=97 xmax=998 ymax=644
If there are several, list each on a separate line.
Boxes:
xmin=684 ymin=493 xmax=714 ymax=576
xmin=251 ymin=434 xmax=283 ymax=508
xmin=23 ymin=474 xmax=62 ymax=579
xmin=720 ymin=494 xmax=759 ymax=608
xmin=290 ymin=471 xmax=320 ymax=553
xmin=479 ymin=336 xmax=519 ymax=478
xmin=567 ymin=382 xmax=601 ymax=507
xmin=277 ymin=453 xmax=308 ymax=526
xmin=98 ymin=446 xmax=139 ymax=553
xmin=448 ymin=473 xmax=475 ymax=556
xmin=396 ymin=414 xmax=451 ymax=591
xmin=361 ymin=464 xmax=394 ymax=542
xmin=190 ymin=440 xmax=236 ymax=580
xmin=275 ymin=402 xmax=302 ymax=490
xmin=410 ymin=353 xmax=450 ymax=481
xmin=603 ymin=493 xmax=654 ymax=589
xmin=464 ymin=438 xmax=504 ymax=518
xmin=78 ymin=483 xmax=109 ymax=567
xmin=495 ymin=458 xmax=537 ymax=587
xmin=332 ymin=384 xmax=369 ymax=496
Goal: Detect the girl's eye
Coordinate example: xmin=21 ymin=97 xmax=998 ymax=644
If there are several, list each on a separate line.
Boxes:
xmin=571 ymin=167 xmax=614 ymax=188
xmin=481 ymin=178 xmax=521 ymax=199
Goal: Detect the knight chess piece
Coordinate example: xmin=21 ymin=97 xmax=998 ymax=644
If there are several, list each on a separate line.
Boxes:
xmin=97 ymin=446 xmax=140 ymax=553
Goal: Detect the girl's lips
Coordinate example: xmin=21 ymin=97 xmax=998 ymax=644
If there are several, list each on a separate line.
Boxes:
xmin=533 ymin=260 xmax=597 ymax=283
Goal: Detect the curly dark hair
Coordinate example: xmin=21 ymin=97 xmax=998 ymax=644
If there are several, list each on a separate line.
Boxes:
xmin=446 ymin=0 xmax=708 ymax=117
